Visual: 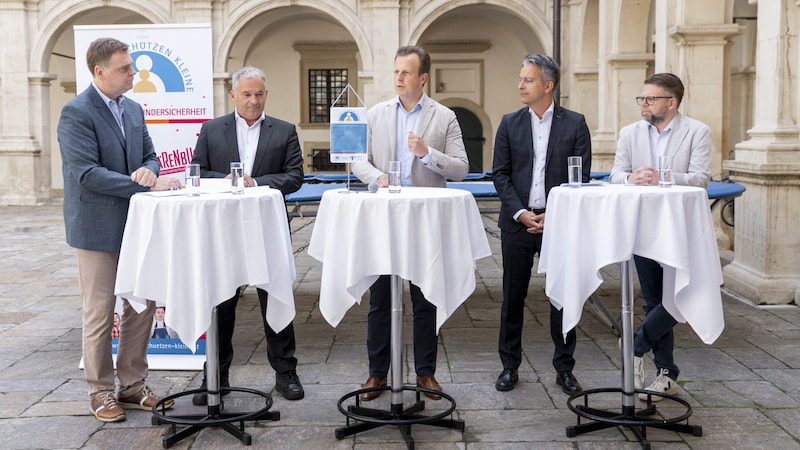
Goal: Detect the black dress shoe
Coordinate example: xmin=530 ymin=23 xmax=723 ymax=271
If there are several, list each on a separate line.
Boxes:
xmin=192 ymin=377 xmax=230 ymax=406
xmin=556 ymin=371 xmax=582 ymax=395
xmin=275 ymin=370 xmax=304 ymax=400
xmin=495 ymin=368 xmax=519 ymax=391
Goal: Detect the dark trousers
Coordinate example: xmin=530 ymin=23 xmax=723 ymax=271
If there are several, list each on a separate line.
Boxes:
xmin=367 ymin=275 xmax=438 ymax=378
xmin=499 ymin=229 xmax=576 ymax=373
xmin=633 ymin=255 xmax=679 ymax=378
xmin=206 ymin=286 xmax=298 ymax=381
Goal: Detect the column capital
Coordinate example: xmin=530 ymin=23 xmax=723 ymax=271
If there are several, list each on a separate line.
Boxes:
xmin=670 ymin=24 xmax=743 ymax=44
xmin=28 ymin=72 xmax=57 ymax=85
xmin=606 ymin=53 xmax=653 ymax=68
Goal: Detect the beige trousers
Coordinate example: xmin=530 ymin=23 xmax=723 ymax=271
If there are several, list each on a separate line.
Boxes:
xmin=76 ymin=249 xmax=154 ymax=398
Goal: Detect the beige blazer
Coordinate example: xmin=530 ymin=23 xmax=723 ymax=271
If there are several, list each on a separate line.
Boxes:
xmin=609 ymin=112 xmax=711 ymax=187
xmin=353 ymin=95 xmax=468 ymax=187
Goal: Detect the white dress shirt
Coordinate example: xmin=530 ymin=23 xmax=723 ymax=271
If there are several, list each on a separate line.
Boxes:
xmin=234 ymin=110 xmax=265 ymax=177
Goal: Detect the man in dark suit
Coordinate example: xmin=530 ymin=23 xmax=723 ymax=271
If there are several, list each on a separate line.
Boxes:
xmin=352 ymin=46 xmax=469 ymax=401
xmin=190 ymin=66 xmax=305 ymax=403
xmin=58 ymin=37 xmax=179 ymax=423
xmin=492 ymin=54 xmax=591 ymax=395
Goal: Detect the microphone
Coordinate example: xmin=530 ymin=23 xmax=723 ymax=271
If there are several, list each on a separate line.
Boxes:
xmin=368 ymin=180 xmax=379 ymax=193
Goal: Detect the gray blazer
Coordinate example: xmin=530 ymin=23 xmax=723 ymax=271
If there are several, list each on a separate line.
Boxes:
xmin=609 ymin=112 xmax=711 ymax=187
xmin=353 ymin=95 xmax=469 ymax=187
xmin=58 ymin=84 xmax=159 ymax=253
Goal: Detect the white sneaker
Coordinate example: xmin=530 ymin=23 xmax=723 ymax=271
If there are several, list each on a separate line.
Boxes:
xmin=638 ymin=369 xmax=678 ymax=402
xmin=633 ymin=356 xmax=644 ymax=390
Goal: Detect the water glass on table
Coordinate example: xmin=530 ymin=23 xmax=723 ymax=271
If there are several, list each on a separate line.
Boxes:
xmin=388 ymin=160 xmax=401 ymax=193
xmin=231 ymin=162 xmax=245 ymax=194
xmin=185 ymin=164 xmax=200 ymax=196
xmin=567 ymin=156 xmax=582 ymax=187
xmin=658 ymin=156 xmax=673 ymax=188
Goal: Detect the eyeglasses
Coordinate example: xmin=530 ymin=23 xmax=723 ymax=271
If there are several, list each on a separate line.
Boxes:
xmin=635 ymin=96 xmax=672 ymax=106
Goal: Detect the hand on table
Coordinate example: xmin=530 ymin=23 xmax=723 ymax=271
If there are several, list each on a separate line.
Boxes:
xmin=131 ymin=167 xmax=158 ymax=187
xmin=224 ymin=173 xmax=257 ymax=187
xmin=150 ymin=176 xmax=181 ymax=191
xmin=628 ymin=166 xmax=658 ymax=185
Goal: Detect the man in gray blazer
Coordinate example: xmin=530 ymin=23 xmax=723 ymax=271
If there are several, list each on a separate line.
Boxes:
xmin=190 ymin=66 xmax=305 ymax=404
xmin=58 ymin=37 xmax=178 ymax=423
xmin=610 ymin=73 xmax=711 ymax=401
xmin=352 ymin=45 xmax=469 ymax=401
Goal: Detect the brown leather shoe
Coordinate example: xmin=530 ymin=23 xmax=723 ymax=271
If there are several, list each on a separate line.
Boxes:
xmin=359 ymin=376 xmax=387 ymax=401
xmin=416 ymin=375 xmax=442 ymax=400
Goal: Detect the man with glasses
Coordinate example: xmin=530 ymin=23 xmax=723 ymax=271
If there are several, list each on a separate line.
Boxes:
xmin=492 ymin=54 xmax=591 ymax=395
xmin=609 ymin=73 xmax=711 ymax=400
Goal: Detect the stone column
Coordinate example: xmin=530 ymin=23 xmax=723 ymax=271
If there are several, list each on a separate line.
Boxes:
xmin=212 ymin=73 xmax=230 ymax=118
xmin=29 ymin=72 xmax=58 ymax=203
xmin=359 ymin=0 xmax=401 ymax=105
xmin=594 ymin=0 xmax=652 ymax=172
xmin=173 ymin=0 xmax=212 ymax=23
xmin=0 ymin=0 xmax=41 ymax=204
xmin=723 ymin=0 xmax=800 ymax=305
xmin=667 ymin=4 xmax=740 ymax=179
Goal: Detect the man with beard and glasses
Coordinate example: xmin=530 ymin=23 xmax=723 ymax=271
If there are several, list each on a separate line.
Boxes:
xmin=609 ymin=72 xmax=711 ymax=401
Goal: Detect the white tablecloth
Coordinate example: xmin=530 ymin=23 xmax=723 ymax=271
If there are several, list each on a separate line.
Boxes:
xmin=538 ymin=184 xmax=724 ymax=344
xmin=308 ymin=187 xmax=492 ymax=332
xmin=114 ymin=179 xmax=297 ymax=350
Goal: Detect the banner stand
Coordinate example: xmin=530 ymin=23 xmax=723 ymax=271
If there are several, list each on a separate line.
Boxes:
xmin=329 ymin=84 xmax=368 ymax=192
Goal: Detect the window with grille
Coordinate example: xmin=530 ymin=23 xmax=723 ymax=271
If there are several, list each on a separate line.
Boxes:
xmin=310 ymin=148 xmax=346 ymax=172
xmin=308 ymin=69 xmax=348 ymax=123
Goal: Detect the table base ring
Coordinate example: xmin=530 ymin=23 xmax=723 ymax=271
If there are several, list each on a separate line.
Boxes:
xmin=151 ymin=387 xmax=280 ymax=448
xmin=565 ymin=387 xmax=702 ymax=450
xmin=335 ymin=385 xmax=464 ymax=449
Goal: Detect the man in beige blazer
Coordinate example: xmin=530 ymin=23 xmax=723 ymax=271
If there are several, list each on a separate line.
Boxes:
xmin=610 ymin=73 xmax=711 ymax=401
xmin=352 ymin=45 xmax=469 ymax=401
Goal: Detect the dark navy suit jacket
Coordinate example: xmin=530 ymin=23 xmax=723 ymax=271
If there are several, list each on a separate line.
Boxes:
xmin=492 ymin=104 xmax=592 ymax=233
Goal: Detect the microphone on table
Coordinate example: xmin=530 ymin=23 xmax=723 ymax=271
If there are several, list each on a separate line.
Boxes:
xmin=368 ymin=180 xmax=379 ymax=193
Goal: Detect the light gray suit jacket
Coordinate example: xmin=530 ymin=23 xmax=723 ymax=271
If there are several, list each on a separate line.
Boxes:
xmin=353 ymin=95 xmax=468 ymax=187
xmin=58 ymin=84 xmax=159 ymax=253
xmin=609 ymin=112 xmax=711 ymax=187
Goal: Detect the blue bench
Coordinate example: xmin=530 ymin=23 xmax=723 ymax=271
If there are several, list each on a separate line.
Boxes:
xmin=285 ymin=180 xmax=746 ymax=223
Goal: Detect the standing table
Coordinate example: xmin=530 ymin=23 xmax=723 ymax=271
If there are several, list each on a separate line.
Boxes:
xmin=115 ymin=179 xmax=296 ymax=447
xmin=538 ymin=184 xmax=725 ymax=449
xmin=308 ymin=187 xmax=491 ymax=448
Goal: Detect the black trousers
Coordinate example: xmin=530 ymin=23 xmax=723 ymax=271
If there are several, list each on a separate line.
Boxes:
xmin=498 ymin=228 xmax=577 ymax=373
xmin=367 ymin=275 xmax=438 ymax=378
xmin=207 ymin=286 xmax=298 ymax=380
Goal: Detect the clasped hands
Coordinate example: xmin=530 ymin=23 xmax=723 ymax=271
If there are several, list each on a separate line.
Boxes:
xmin=628 ymin=166 xmax=658 ymax=185
xmin=521 ymin=210 xmax=545 ymax=234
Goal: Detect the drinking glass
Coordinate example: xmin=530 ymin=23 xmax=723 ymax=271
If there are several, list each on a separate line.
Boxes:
xmin=230 ymin=162 xmax=244 ymax=194
xmin=185 ymin=164 xmax=200 ymax=196
xmin=658 ymin=156 xmax=673 ymax=188
xmin=567 ymin=156 xmax=582 ymax=187
xmin=388 ymin=161 xmax=401 ymax=193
